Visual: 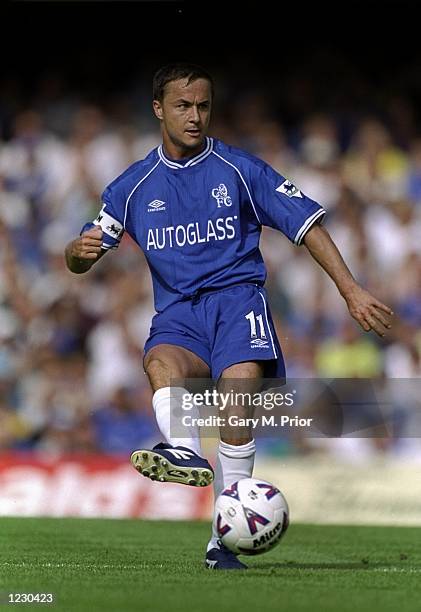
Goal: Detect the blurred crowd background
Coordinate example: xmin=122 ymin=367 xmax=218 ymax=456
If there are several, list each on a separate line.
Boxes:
xmin=0 ymin=2 xmax=420 ymax=459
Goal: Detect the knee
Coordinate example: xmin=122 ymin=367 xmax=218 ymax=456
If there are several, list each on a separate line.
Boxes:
xmin=144 ymin=352 xmax=174 ymax=391
xmin=144 ymin=351 xmax=170 ymax=378
xmin=144 ymin=345 xmax=209 ymax=389
xmin=144 ymin=347 xmax=189 ymax=387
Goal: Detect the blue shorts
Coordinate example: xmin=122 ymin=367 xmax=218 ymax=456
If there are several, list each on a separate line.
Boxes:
xmin=144 ymin=283 xmax=285 ymax=381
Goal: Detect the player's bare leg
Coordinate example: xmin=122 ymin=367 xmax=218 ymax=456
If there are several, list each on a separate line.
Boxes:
xmin=218 ymin=361 xmax=264 ymax=445
xmin=206 ymin=361 xmax=264 ymax=569
xmin=131 ymin=344 xmax=214 ymax=487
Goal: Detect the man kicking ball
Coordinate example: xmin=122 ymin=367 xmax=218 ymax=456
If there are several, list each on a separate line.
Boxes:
xmin=65 ymin=63 xmax=393 ymax=569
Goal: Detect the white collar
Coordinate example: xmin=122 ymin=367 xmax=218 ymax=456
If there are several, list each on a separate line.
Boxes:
xmin=158 ymin=137 xmax=213 ymax=169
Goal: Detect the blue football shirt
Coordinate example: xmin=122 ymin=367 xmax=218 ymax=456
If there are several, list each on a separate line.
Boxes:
xmin=86 ymin=137 xmax=325 ymax=312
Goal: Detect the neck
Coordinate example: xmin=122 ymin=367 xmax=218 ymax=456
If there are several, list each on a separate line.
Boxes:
xmin=161 ymin=135 xmax=207 ymax=160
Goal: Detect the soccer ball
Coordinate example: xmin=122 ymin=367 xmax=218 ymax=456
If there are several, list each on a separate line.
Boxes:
xmin=213 ymin=477 xmax=289 ymax=556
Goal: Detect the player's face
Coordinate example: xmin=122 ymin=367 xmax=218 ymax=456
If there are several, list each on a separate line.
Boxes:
xmin=153 ymin=77 xmax=212 ymax=159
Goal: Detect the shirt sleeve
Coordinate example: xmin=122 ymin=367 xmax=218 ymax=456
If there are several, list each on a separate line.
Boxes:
xmin=249 ymin=161 xmax=326 ymax=245
xmin=80 ymin=185 xmax=125 ymax=250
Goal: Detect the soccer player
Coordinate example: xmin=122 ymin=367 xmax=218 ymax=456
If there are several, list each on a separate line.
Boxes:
xmin=65 ymin=63 xmax=393 ymax=569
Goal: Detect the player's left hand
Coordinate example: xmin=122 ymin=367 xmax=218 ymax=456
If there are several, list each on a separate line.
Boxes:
xmin=344 ymin=285 xmax=393 ymax=337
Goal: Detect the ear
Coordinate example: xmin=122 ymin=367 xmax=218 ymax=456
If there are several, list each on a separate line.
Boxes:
xmin=153 ymin=100 xmax=163 ymax=120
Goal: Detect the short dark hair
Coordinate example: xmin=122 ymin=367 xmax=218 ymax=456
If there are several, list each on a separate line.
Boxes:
xmin=153 ymin=63 xmax=214 ymax=102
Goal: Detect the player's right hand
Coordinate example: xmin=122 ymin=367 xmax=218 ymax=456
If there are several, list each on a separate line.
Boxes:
xmin=344 ymin=285 xmax=393 ymax=337
xmin=71 ymin=226 xmax=104 ymax=260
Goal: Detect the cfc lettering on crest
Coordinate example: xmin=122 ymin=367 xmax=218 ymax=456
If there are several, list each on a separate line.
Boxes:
xmin=212 ymin=184 xmax=233 ymax=208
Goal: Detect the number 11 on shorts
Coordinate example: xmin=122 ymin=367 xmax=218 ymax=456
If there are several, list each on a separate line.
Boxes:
xmin=245 ymin=310 xmax=267 ymax=339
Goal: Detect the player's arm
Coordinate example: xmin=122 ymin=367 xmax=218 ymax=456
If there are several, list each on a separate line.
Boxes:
xmin=64 ymin=226 xmax=106 ymax=274
xmin=303 ymin=223 xmax=393 ymax=337
xmin=245 ymin=161 xmax=393 ymax=335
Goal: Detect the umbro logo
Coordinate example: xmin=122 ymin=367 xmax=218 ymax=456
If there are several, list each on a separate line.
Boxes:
xmin=251 ymin=339 xmax=269 ymax=348
xmin=276 ymin=180 xmax=303 ymax=198
xmin=148 ymin=199 xmax=166 ymax=212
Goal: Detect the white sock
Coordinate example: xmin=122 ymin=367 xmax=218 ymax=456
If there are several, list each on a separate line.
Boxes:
xmin=207 ymin=439 xmax=256 ymax=552
xmin=152 ymin=386 xmax=202 ymax=455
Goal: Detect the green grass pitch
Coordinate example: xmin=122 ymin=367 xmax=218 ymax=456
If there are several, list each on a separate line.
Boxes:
xmin=0 ymin=518 xmax=420 ymax=612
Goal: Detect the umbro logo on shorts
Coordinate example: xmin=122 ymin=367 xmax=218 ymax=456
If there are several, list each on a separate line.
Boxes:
xmin=250 ymin=338 xmax=269 ymax=348
xmin=148 ymin=199 xmax=166 ymax=212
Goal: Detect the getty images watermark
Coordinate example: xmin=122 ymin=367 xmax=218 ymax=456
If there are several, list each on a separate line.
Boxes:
xmin=170 ymin=378 xmax=421 ymax=439
xmin=180 ymin=388 xmax=314 ymax=429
